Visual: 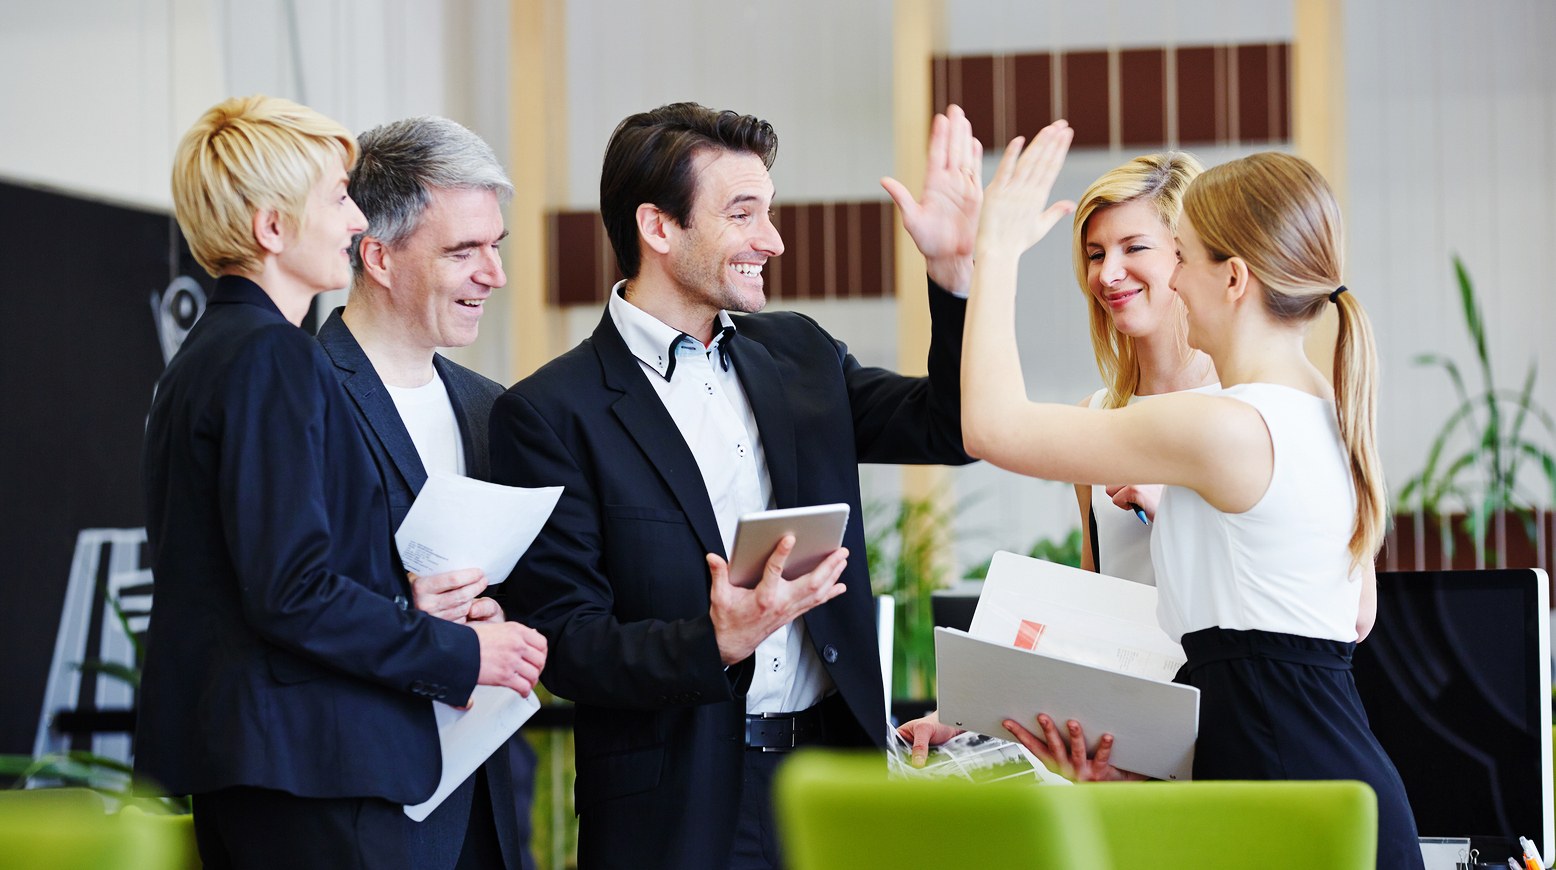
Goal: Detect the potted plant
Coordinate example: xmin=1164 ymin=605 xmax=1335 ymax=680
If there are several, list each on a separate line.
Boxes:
xmin=1386 ymin=256 xmax=1556 ymax=572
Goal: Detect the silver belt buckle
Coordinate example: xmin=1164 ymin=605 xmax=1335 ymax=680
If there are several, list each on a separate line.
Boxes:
xmin=759 ymin=711 xmax=797 ymax=753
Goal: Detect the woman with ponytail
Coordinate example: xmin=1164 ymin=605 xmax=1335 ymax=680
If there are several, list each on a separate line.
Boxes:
xmin=940 ymin=122 xmax=1420 ymax=868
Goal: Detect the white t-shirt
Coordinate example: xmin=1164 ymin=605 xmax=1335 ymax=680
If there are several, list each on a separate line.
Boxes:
xmin=385 ymin=371 xmax=466 ymax=478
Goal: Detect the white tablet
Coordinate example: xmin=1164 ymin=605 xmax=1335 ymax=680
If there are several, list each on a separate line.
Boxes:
xmin=727 ymin=503 xmax=850 ymax=589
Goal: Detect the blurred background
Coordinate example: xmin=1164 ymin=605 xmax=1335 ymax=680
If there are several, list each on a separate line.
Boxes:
xmin=1 ymin=0 xmax=1552 ymax=863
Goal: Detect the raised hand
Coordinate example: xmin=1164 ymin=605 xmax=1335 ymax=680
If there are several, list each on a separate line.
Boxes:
xmin=708 ymin=535 xmax=848 ymax=666
xmin=975 ymin=121 xmax=1076 ymax=262
xmin=881 ymin=105 xmax=984 ymax=296
xmin=1003 ymin=714 xmax=1146 ymax=782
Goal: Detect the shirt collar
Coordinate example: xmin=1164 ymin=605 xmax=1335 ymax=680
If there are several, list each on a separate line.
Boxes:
xmin=607 ymin=281 xmax=737 ymax=381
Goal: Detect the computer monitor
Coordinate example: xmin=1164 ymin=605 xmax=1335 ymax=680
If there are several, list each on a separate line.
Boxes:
xmin=1351 ymin=569 xmax=1553 ymax=865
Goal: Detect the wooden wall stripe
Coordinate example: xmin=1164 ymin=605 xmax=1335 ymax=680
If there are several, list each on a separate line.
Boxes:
xmin=548 ymin=201 xmax=895 ymax=307
xmin=934 ymin=42 xmax=1291 ymax=149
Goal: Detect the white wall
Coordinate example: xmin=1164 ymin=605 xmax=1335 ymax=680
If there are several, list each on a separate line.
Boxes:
xmin=948 ymin=0 xmax=1291 ymax=53
xmin=1346 ymin=0 xmax=1556 ymax=506
xmin=563 ymin=0 xmax=896 ymax=207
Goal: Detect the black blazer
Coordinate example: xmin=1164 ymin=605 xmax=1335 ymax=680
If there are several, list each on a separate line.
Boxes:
xmin=315 ymin=309 xmax=533 ymax=869
xmin=137 ymin=276 xmax=479 ymax=803
xmin=489 ymin=281 xmax=972 ymax=870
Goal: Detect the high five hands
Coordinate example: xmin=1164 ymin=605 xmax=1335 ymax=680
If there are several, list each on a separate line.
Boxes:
xmin=975 ymin=120 xmax=1077 ymax=262
xmin=881 ymin=105 xmax=984 ymax=296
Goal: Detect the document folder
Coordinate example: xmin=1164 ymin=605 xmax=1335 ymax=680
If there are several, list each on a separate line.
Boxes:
xmin=932 ymin=551 xmax=1201 ymax=781
xmin=935 ymin=626 xmax=1199 ymax=781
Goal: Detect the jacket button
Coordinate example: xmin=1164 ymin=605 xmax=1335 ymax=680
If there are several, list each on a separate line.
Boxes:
xmin=823 ymin=645 xmax=838 ymax=663
xmin=394 ymin=594 xmax=410 ymax=610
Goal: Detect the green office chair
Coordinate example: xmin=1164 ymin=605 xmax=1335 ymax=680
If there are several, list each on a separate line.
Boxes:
xmin=774 ymin=750 xmax=1111 ymax=870
xmin=0 ymin=787 xmax=199 ymax=870
xmin=1081 ymin=780 xmax=1377 ymax=870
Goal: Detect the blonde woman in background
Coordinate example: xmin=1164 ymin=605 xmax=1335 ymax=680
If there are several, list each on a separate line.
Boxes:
xmin=1069 ymin=153 xmax=1218 ymax=584
xmin=938 ymin=121 xmax=1421 ymax=868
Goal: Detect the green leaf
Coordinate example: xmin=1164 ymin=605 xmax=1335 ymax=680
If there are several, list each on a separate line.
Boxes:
xmin=74 ymin=659 xmax=140 ymax=690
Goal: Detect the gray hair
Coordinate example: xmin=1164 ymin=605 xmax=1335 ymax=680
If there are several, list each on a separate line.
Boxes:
xmin=348 ymin=116 xmax=513 ymax=272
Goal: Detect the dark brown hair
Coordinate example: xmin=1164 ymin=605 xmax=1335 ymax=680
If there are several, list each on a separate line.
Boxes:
xmin=600 ymin=102 xmax=778 ymax=278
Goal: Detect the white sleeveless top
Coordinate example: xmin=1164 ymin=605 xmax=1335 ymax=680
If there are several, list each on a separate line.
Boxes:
xmin=1150 ymin=383 xmax=1363 ymax=643
xmin=1085 ymin=384 xmax=1220 ymax=586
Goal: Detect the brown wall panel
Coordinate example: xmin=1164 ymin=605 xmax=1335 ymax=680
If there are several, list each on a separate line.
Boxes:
xmin=957 ymin=55 xmax=997 ymax=147
xmin=1237 ymin=43 xmax=1272 ymax=143
xmin=554 ymin=211 xmax=603 ymax=306
xmin=1176 ymin=45 xmax=1222 ymax=145
xmin=804 ymin=203 xmax=828 ymax=300
xmin=1063 ymin=50 xmax=1111 ymax=148
xmin=1273 ymin=43 xmax=1290 ymax=141
xmin=932 ymin=56 xmax=950 ymax=116
xmin=1011 ymin=52 xmax=1052 ymax=139
xmin=858 ymin=202 xmax=885 ymax=298
xmin=546 ymin=201 xmax=897 ymax=307
xmin=1119 ymin=48 xmax=1167 ymax=147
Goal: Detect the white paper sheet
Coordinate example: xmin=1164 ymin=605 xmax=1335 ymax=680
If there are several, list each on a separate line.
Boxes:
xmin=394 ymin=473 xmax=563 ymax=584
xmin=404 ymin=686 xmax=542 ymax=821
xmin=968 ymin=551 xmax=1184 ymax=675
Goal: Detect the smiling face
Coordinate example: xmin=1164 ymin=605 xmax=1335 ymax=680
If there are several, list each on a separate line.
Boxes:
xmin=278 ymin=154 xmax=367 ymax=294
xmin=380 ymin=186 xmax=506 ymax=349
xmin=1084 ymin=200 xmax=1182 ymax=338
xmin=663 ymin=149 xmax=784 ymax=314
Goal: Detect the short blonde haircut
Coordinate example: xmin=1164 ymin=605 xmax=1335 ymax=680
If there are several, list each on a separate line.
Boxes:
xmin=1184 ymin=152 xmax=1383 ymax=568
xmin=1070 ymin=152 xmax=1204 ymax=410
xmin=172 ymin=95 xmax=358 ymax=277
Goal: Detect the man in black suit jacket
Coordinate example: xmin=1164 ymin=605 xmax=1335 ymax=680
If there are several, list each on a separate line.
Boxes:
xmin=490 ymin=103 xmax=984 ymax=869
xmin=139 ymin=96 xmax=546 ymax=870
xmin=316 ymin=115 xmax=541 ymax=870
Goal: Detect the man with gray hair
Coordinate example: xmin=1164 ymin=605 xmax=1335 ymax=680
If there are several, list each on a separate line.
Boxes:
xmin=316 ymin=115 xmax=543 ymax=870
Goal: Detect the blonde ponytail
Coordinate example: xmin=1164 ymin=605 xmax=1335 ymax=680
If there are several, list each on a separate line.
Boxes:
xmin=1184 ymin=153 xmax=1385 ymax=569
xmin=1332 ymin=288 xmax=1387 ymax=567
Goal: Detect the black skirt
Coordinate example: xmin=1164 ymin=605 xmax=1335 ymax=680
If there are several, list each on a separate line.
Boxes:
xmin=1174 ymin=627 xmax=1424 ymax=870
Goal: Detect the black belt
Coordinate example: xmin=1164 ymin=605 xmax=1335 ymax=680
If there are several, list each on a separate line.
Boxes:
xmin=1179 ymin=627 xmax=1355 ymax=677
xmin=744 ymin=700 xmax=827 ymax=752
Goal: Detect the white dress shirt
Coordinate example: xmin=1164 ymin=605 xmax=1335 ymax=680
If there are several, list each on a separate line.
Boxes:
xmin=608 ymin=283 xmax=835 ymax=714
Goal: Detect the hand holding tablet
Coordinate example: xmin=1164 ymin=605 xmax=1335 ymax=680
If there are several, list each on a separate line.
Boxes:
xmin=726 ymin=503 xmax=851 ymax=589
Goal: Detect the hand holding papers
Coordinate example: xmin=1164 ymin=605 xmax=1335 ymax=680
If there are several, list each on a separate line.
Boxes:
xmin=935 ymin=551 xmax=1200 ymax=781
xmin=394 ymin=472 xmax=563 ymax=821
xmin=395 ymin=472 xmax=563 ymax=584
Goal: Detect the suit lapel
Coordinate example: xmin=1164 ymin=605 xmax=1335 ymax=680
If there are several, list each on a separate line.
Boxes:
xmin=593 ymin=312 xmax=728 ymax=559
xmin=317 ymin=312 xmax=429 ymax=495
xmin=435 ymin=355 xmax=487 ymax=481
xmin=726 ymin=332 xmax=797 ymax=510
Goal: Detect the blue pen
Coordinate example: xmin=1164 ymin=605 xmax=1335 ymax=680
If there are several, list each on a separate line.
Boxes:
xmin=1128 ymin=503 xmax=1150 ymax=526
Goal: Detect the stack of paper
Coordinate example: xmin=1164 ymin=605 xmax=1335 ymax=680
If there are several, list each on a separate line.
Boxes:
xmin=935 ymin=551 xmax=1200 ymax=781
